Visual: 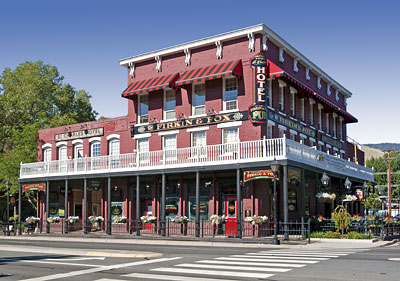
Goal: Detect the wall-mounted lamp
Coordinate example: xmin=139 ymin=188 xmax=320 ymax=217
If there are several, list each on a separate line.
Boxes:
xmin=321 ymin=172 xmax=330 ymax=187
xmin=345 ymin=177 xmax=352 ymax=191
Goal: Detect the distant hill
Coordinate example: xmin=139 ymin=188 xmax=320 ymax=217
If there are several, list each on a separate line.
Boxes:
xmin=363 ymin=143 xmax=400 ymax=151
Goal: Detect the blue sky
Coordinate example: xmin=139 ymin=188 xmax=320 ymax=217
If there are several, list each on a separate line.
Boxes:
xmin=1 ymin=0 xmax=399 ymax=144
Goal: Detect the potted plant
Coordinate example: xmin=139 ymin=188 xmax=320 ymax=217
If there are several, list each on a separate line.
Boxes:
xmin=210 ymin=214 xmax=227 ymax=225
xmin=47 ymin=216 xmax=60 ymax=223
xmin=244 ymin=215 xmax=268 ymax=225
xmin=172 ymin=216 xmax=188 ymax=224
xmin=65 ymin=216 xmax=80 ymax=224
xmin=316 ymin=192 xmax=336 ymax=203
xmin=112 ymin=215 xmax=127 ymax=224
xmin=140 ymin=216 xmax=157 ymax=223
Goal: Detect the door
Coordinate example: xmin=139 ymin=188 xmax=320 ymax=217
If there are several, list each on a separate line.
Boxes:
xmin=142 ymin=199 xmax=153 ymax=230
xmin=224 ymin=195 xmax=237 ymax=235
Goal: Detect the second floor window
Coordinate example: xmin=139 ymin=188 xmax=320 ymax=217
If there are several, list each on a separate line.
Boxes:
xmin=300 ymin=99 xmax=305 ymax=122
xmin=309 ymin=101 xmax=314 ymax=126
xmin=43 ymin=148 xmax=52 ymax=162
xmin=138 ymin=94 xmax=149 ymax=124
xmin=318 ymin=106 xmax=323 ymax=131
xmin=267 ymin=124 xmax=273 ymax=139
xmin=223 ymin=77 xmax=238 ymax=111
xmin=58 ymin=146 xmax=67 ymax=161
xmin=290 ymin=91 xmax=295 ymax=117
xmin=325 ymin=113 xmax=330 ymax=133
xmin=138 ymin=138 xmax=149 ymax=162
xmin=164 ymin=90 xmax=176 ymax=120
xmin=192 ymin=83 xmax=206 ymax=116
xmin=91 ymin=142 xmax=100 ymax=157
xmin=163 ymin=135 xmax=177 ymax=160
xmin=192 ymin=131 xmax=206 ymax=156
xmin=109 ymin=139 xmax=120 ymax=156
xmin=279 ymin=85 xmax=285 ymax=112
xmin=266 ymin=80 xmax=272 ymax=107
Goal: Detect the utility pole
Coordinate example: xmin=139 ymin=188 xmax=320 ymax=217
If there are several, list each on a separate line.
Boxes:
xmin=383 ymin=149 xmax=399 ymax=217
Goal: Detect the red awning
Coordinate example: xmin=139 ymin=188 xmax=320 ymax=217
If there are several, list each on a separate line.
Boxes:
xmin=122 ymin=73 xmax=180 ymax=98
xmin=267 ymin=60 xmax=357 ymax=123
xmin=176 ymin=60 xmax=242 ymax=86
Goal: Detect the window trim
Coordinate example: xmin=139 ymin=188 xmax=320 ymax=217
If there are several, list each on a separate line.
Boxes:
xmin=222 ymin=76 xmax=238 ymax=111
xmin=108 ymin=138 xmax=120 ymax=156
xmin=43 ymin=147 xmax=52 ymax=162
xmin=138 ymin=93 xmax=149 ymax=125
xmin=163 ymin=89 xmax=176 ymax=121
xmin=90 ymin=141 xmax=101 ymax=157
xmin=192 ymin=82 xmax=206 ymax=117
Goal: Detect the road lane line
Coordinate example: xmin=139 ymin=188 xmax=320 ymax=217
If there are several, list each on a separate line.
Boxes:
xmin=22 ymin=260 xmax=101 ymax=267
xmin=45 ymin=257 xmax=106 ymax=261
xmin=176 ymin=263 xmax=291 ymax=272
xmin=20 ymin=257 xmax=182 ymax=281
xmin=215 ymin=257 xmax=319 ymax=264
xmin=124 ymin=273 xmax=238 ymax=281
xmin=233 ymin=254 xmax=328 ymax=260
xmin=197 ymin=260 xmax=306 ymax=267
xmin=247 ymin=253 xmax=340 ymax=258
xmin=152 ymin=268 xmax=274 ymax=279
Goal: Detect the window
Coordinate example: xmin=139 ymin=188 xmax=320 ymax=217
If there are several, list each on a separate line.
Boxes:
xmin=279 ymin=129 xmax=285 ymax=138
xmin=290 ymin=133 xmax=295 ymax=141
xmin=309 ymin=140 xmax=315 ymax=148
xmin=267 ymin=124 xmax=273 ymax=139
xmin=91 ymin=142 xmax=101 ymax=157
xmin=318 ymin=143 xmax=323 ymax=151
xmin=138 ymin=138 xmax=149 ymax=162
xmin=325 ymin=113 xmax=330 ymax=133
xmin=223 ymin=77 xmax=238 ymax=111
xmin=300 ymin=136 xmax=305 ymax=144
xmin=339 ymin=117 xmax=344 ymax=140
xmin=192 ymin=131 xmax=206 ymax=157
xmin=266 ymin=80 xmax=272 ymax=107
xmin=309 ymin=101 xmax=314 ymax=126
xmin=109 ymin=139 xmax=120 ymax=168
xmin=333 ymin=115 xmax=337 ymax=138
xmin=74 ymin=144 xmax=83 ymax=159
xmin=290 ymin=87 xmax=296 ymax=117
xmin=318 ymin=105 xmax=323 ymax=131
xmin=138 ymin=94 xmax=149 ymax=124
xmin=192 ymin=83 xmax=206 ymax=116
xmin=223 ymin=127 xmax=239 ymax=154
xmin=164 ymin=90 xmax=176 ymax=120
xmin=58 ymin=145 xmax=67 ymax=172
xmin=43 ymin=148 xmax=52 ymax=162
xmin=300 ymin=99 xmax=305 ymax=122
xmin=163 ymin=135 xmax=177 ymax=160
xmin=279 ymin=86 xmax=285 ymax=112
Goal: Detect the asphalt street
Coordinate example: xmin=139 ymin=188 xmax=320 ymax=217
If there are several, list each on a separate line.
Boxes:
xmin=0 ymin=238 xmax=399 ymax=281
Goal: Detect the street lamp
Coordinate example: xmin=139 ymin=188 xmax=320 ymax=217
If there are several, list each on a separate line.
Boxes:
xmin=321 ymin=172 xmax=330 ymax=188
xmin=5 ymin=179 xmax=12 ymax=236
xmin=362 ymin=181 xmax=369 ymax=239
xmin=271 ymin=163 xmax=280 ymax=245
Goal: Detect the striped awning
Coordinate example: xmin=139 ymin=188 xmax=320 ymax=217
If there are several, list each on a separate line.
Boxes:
xmin=267 ymin=60 xmax=357 ymax=123
xmin=176 ymin=60 xmax=242 ymax=86
xmin=122 ymin=73 xmax=180 ymax=98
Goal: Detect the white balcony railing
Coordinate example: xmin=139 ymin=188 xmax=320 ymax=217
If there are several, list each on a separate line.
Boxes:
xmin=19 ymin=138 xmax=373 ymax=181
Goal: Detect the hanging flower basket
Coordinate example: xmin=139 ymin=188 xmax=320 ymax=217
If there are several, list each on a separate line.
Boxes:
xmin=140 ymin=216 xmax=157 ymax=223
xmin=172 ymin=216 xmax=188 ymax=224
xmin=245 ymin=215 xmax=268 ymax=225
xmin=210 ymin=215 xmax=227 ymax=225
xmin=65 ymin=216 xmax=80 ymax=223
xmin=26 ymin=216 xmax=40 ymax=225
xmin=342 ymin=195 xmax=358 ymax=202
xmin=316 ymin=192 xmax=336 ymax=203
xmin=112 ymin=216 xmax=127 ymax=224
xmin=88 ymin=216 xmax=104 ymax=223
xmin=47 ymin=217 xmax=60 ymax=224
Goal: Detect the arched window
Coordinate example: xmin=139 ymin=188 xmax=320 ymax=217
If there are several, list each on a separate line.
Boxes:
xmin=91 ymin=141 xmax=101 ymax=157
xmin=43 ymin=148 xmax=52 ymax=162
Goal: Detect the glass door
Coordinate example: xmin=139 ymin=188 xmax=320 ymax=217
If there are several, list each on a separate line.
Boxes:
xmin=224 ymin=195 xmax=237 ymax=235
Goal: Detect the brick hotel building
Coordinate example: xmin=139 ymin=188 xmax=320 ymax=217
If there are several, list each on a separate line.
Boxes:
xmin=18 ymin=24 xmax=373 ymax=237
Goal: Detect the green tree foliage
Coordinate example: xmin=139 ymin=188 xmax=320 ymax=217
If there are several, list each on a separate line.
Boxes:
xmin=333 ymin=205 xmax=351 ymax=236
xmin=0 ymin=61 xmax=98 ymax=196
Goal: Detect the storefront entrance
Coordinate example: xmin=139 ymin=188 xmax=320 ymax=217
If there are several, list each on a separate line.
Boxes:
xmin=224 ymin=195 xmax=237 ymax=235
xmin=141 ymin=199 xmax=153 ymax=230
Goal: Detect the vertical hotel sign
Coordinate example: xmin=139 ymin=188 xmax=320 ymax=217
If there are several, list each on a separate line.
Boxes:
xmin=249 ymin=53 xmax=267 ymax=123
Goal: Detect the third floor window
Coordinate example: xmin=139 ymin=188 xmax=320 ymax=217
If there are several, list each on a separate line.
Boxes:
xmin=138 ymin=93 xmax=149 ymax=124
xmin=223 ymin=77 xmax=238 ymax=111
xmin=164 ymin=90 xmax=176 ymax=120
xmin=192 ymin=83 xmax=206 ymax=116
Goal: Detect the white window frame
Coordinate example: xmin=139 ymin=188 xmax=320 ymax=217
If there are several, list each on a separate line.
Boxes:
xmin=325 ymin=112 xmax=330 ymax=134
xmin=300 ymin=98 xmax=305 ymax=122
xmin=43 ymin=147 xmax=52 ymax=162
xmin=108 ymin=138 xmax=120 ymax=168
xmin=332 ymin=113 xmax=337 ymax=138
xmin=58 ymin=145 xmax=67 ymax=172
xmin=278 ymin=82 xmax=285 ymax=112
xmin=290 ymin=87 xmax=296 ymax=118
xmin=163 ymin=89 xmax=176 ymax=121
xmin=222 ymin=127 xmax=239 ymax=155
xmin=339 ymin=117 xmax=344 ymax=140
xmin=137 ymin=138 xmax=150 ymax=163
xmin=267 ymin=124 xmax=273 ymax=139
xmin=266 ymin=79 xmax=272 ymax=108
xmin=192 ymin=83 xmax=206 ymax=117
xmin=223 ymin=77 xmax=238 ymax=111
xmin=318 ymin=104 xmax=323 ymax=131
xmin=309 ymin=99 xmax=315 ymax=126
xmin=163 ymin=134 xmax=177 ymax=161
xmin=191 ymin=131 xmax=207 ymax=157
xmin=138 ymin=93 xmax=149 ymax=124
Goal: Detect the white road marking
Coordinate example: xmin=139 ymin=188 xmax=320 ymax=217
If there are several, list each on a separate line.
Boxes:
xmin=45 ymin=257 xmax=106 ymax=261
xmin=152 ymin=268 xmax=274 ymax=279
xmin=216 ymin=257 xmax=319 ymax=264
xmin=233 ymin=254 xmax=328 ymax=260
xmin=246 ymin=253 xmax=341 ymax=258
xmin=176 ymin=263 xmax=291 ymax=272
xmin=20 ymin=257 xmax=182 ymax=281
xmin=124 ymin=273 xmax=238 ymax=281
xmin=22 ymin=260 xmax=101 ymax=267
xmin=388 ymin=258 xmax=400 ymax=261
xmin=197 ymin=259 xmax=306 ymax=267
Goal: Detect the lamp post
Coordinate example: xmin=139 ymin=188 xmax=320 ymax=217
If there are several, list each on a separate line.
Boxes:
xmin=363 ymin=181 xmax=369 ymax=239
xmin=344 ymin=177 xmax=352 ymax=212
xmin=321 ymin=172 xmax=330 ymax=188
xmin=5 ymin=179 xmax=12 ymax=236
xmin=271 ymin=163 xmax=280 ymax=245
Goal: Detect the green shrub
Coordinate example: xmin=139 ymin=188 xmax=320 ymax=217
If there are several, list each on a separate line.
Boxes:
xmin=310 ymin=231 xmax=325 ymax=238
xmin=310 ymin=231 xmax=341 ymax=238
xmin=345 ymin=231 xmax=373 ymax=239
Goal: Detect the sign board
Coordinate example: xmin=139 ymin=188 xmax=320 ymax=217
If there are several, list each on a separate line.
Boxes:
xmin=244 ymin=170 xmax=276 ymax=182
xmin=58 ymin=208 xmax=65 ymax=217
xmin=249 ymin=104 xmax=267 ymax=123
xmin=132 ymin=111 xmax=248 ymax=136
xmin=249 ymin=53 xmax=267 ymax=123
xmin=23 ymin=183 xmax=46 ymax=192
xmin=55 ymin=127 xmax=104 ymax=141
xmin=321 ymin=134 xmax=343 ymax=149
xmin=267 ymin=110 xmax=317 ymax=138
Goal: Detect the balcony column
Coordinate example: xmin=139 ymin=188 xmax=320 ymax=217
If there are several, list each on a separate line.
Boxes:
xmin=83 ymin=178 xmax=87 ymax=234
xmin=46 ymin=180 xmax=50 ymax=233
xmin=301 ymin=169 xmax=306 ymax=219
xmin=18 ymin=182 xmax=22 ymax=235
xmin=283 ymin=165 xmax=289 ymax=240
xmin=136 ymin=175 xmax=140 ymax=236
xmin=161 ymin=173 xmax=166 ymax=236
xmin=236 ymin=168 xmax=242 ymax=238
xmin=315 ymin=172 xmax=319 ymax=216
xmin=107 ymin=176 xmax=111 ymax=235
xmin=195 ymin=171 xmax=200 ymax=237
xmin=64 ymin=179 xmax=69 ymax=234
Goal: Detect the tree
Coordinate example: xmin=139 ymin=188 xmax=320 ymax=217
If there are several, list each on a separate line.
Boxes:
xmin=0 ymin=61 xmax=98 ymax=199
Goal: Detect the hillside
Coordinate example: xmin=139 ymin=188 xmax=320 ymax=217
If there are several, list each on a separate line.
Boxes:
xmin=363 ymin=143 xmax=400 ymax=151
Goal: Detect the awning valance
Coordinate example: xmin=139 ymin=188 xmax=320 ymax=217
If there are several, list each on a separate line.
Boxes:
xmin=122 ymin=73 xmax=180 ymax=98
xmin=176 ymin=60 xmax=242 ymax=86
xmin=267 ymin=60 xmax=357 ymax=123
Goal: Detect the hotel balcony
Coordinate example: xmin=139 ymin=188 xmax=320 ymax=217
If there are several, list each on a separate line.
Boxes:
xmin=19 ymin=138 xmax=373 ymax=182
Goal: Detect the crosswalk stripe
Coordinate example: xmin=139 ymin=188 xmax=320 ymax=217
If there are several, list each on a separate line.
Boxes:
xmin=197 ymin=260 xmax=306 ymax=267
xmin=124 ymin=273 xmax=237 ymax=281
xmin=152 ymin=268 xmax=274 ymax=279
xmin=216 ymin=257 xmax=319 ymax=264
xmin=176 ymin=263 xmax=292 ymax=273
xmin=262 ymin=251 xmax=353 ymax=255
xmin=247 ymin=253 xmax=340 ymax=258
xmin=233 ymin=255 xmax=328 ymax=260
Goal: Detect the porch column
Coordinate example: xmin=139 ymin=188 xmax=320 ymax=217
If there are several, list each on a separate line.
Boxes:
xmin=301 ymin=169 xmax=306 ymax=219
xmin=161 ymin=173 xmax=166 ymax=236
xmin=46 ymin=180 xmax=50 ymax=233
xmin=107 ymin=177 xmax=111 ymax=235
xmin=283 ymin=165 xmax=289 ymax=240
xmin=18 ymin=182 xmax=22 ymax=235
xmin=236 ymin=168 xmax=242 ymax=238
xmin=64 ymin=179 xmax=69 ymax=234
xmin=136 ymin=175 xmax=140 ymax=235
xmin=83 ymin=178 xmax=87 ymax=234
xmin=195 ymin=171 xmax=200 ymax=237
xmin=315 ymin=172 xmax=319 ymax=216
